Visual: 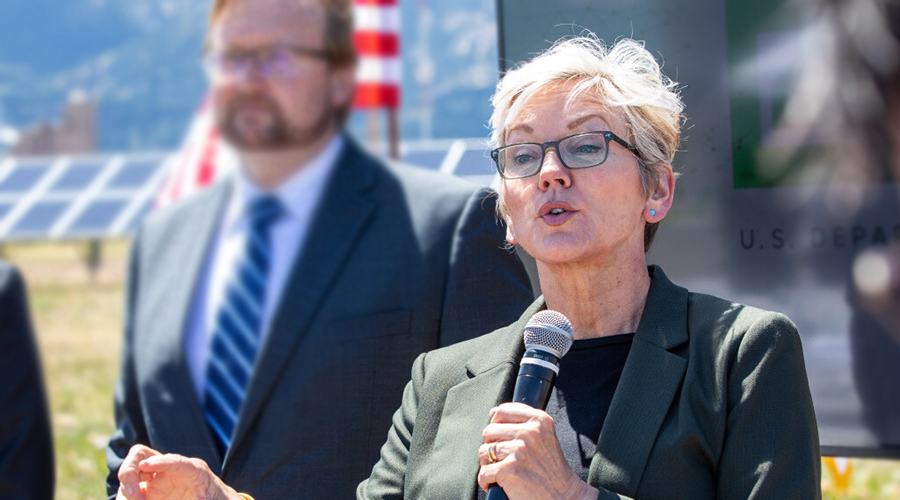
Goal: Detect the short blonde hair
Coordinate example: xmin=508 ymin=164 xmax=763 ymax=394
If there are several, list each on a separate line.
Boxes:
xmin=491 ymin=36 xmax=685 ymax=250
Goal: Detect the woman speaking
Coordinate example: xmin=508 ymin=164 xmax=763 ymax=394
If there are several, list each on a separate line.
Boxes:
xmin=356 ymin=36 xmax=821 ymax=499
xmin=115 ymin=35 xmax=821 ymax=500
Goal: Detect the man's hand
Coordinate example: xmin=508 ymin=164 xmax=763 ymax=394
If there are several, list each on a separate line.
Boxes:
xmin=116 ymin=444 xmax=241 ymax=500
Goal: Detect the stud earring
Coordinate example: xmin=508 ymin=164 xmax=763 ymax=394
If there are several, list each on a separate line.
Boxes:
xmin=650 ymin=209 xmax=657 ymax=216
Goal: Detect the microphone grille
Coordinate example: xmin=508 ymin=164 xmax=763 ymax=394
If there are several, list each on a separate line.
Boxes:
xmin=523 ymin=310 xmax=574 ymax=358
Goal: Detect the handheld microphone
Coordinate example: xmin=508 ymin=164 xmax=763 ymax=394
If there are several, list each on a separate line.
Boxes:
xmin=486 ymin=310 xmax=574 ymax=500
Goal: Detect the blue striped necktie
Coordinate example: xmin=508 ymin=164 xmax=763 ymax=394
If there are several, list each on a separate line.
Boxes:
xmin=203 ymin=195 xmax=283 ymax=453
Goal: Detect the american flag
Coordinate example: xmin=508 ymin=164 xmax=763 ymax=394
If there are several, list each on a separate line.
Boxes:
xmin=155 ymin=0 xmax=401 ymax=208
xmin=353 ymin=0 xmax=401 ymax=109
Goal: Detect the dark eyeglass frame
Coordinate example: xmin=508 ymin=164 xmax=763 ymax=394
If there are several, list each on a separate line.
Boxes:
xmin=203 ymin=44 xmax=330 ymax=82
xmin=490 ymin=131 xmax=640 ymax=179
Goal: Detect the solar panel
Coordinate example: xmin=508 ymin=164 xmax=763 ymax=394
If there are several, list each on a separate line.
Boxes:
xmin=9 ymin=201 xmax=70 ymax=237
xmin=107 ymin=159 xmax=162 ymax=189
xmin=402 ymin=150 xmax=446 ymax=170
xmin=69 ymin=199 xmax=129 ymax=233
xmin=49 ymin=160 xmax=106 ymax=192
xmin=0 ymin=164 xmax=50 ymax=193
xmin=113 ymin=198 xmax=154 ymax=234
xmin=0 ymin=140 xmax=489 ymax=241
xmin=454 ymin=149 xmax=495 ymax=176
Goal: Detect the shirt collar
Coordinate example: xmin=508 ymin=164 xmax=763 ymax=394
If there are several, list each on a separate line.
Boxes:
xmin=223 ymin=134 xmax=344 ymax=230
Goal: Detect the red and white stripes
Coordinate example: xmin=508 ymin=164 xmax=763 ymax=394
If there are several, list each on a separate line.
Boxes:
xmin=154 ymin=99 xmax=234 ymax=208
xmin=353 ymin=0 xmax=401 ymax=109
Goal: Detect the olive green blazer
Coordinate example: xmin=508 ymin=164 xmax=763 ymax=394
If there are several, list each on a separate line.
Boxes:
xmin=358 ymin=266 xmax=821 ymax=500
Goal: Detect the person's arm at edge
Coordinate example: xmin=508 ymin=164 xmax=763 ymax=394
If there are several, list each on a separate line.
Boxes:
xmin=438 ymin=188 xmax=533 ymax=348
xmin=716 ymin=312 xmax=822 ymax=500
xmin=106 ymin=230 xmax=151 ymax=499
xmin=357 ymin=352 xmax=425 ymax=499
xmin=0 ymin=263 xmax=54 ymax=500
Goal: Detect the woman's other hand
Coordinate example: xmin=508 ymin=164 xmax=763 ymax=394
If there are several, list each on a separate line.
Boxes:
xmin=478 ymin=403 xmax=599 ymax=500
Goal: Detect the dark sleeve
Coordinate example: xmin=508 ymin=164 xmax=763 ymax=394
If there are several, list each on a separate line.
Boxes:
xmin=105 ymin=233 xmax=149 ymax=498
xmin=717 ymin=313 xmax=821 ymax=500
xmin=438 ymin=189 xmax=533 ymax=348
xmin=357 ymin=352 xmax=426 ymax=499
xmin=0 ymin=263 xmax=54 ymax=500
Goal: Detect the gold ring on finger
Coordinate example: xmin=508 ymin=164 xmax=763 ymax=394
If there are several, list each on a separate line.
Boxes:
xmin=488 ymin=443 xmax=499 ymax=464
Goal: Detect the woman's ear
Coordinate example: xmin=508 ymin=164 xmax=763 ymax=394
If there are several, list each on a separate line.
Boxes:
xmin=644 ymin=163 xmax=675 ymax=222
xmin=505 ymin=220 xmax=518 ymax=245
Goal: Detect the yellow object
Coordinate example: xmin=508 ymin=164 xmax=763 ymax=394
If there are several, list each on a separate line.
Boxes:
xmin=237 ymin=493 xmax=255 ymax=500
xmin=823 ymin=456 xmax=853 ymax=493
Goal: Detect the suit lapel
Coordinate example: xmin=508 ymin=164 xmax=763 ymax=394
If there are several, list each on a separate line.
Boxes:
xmin=587 ymin=267 xmax=689 ymax=497
xmin=144 ymin=182 xmax=230 ymax=470
xmin=420 ymin=300 xmax=544 ymax=500
xmin=226 ymin=139 xmax=376 ymax=459
xmin=424 ymin=363 xmax=515 ymax=500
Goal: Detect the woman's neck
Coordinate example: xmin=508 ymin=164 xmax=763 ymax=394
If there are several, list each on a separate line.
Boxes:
xmin=537 ymin=255 xmax=651 ymax=340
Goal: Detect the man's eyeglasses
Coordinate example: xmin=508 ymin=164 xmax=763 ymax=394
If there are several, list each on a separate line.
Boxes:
xmin=491 ymin=131 xmax=640 ymax=179
xmin=203 ymin=45 xmax=329 ymax=82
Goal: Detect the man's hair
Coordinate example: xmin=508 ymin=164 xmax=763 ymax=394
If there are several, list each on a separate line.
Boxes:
xmin=208 ymin=0 xmax=356 ymax=67
xmin=491 ymin=35 xmax=685 ymax=251
xmin=207 ymin=0 xmax=356 ymax=125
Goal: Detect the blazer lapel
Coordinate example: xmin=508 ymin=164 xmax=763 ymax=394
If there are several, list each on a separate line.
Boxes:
xmin=142 ymin=182 xmax=230 ymax=470
xmin=420 ymin=300 xmax=544 ymax=500
xmin=587 ymin=267 xmax=689 ymax=497
xmin=226 ymin=138 xmax=377 ymax=459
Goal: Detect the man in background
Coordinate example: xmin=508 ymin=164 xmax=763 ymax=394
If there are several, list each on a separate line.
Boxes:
xmin=105 ymin=0 xmax=533 ymax=498
xmin=0 ymin=259 xmax=54 ymax=500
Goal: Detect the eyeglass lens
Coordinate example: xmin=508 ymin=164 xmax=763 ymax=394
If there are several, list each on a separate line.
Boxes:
xmin=497 ymin=132 xmax=611 ymax=178
xmin=207 ymin=48 xmax=300 ymax=81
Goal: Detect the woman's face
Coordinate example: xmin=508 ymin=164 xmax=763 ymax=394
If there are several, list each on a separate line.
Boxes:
xmin=500 ymin=86 xmax=672 ymax=267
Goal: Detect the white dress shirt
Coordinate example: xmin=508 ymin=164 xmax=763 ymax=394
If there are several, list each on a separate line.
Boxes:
xmin=185 ymin=135 xmax=344 ymax=401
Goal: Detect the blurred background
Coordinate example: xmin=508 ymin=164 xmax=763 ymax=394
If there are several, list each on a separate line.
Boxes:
xmin=2 ymin=0 xmax=900 ymax=497
xmin=0 ymin=0 xmax=498 ymax=151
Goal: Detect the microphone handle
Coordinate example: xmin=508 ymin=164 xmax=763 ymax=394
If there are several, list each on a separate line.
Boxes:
xmin=486 ymin=484 xmax=510 ymax=500
xmin=511 ymin=363 xmax=557 ymax=409
xmin=486 ymin=353 xmax=558 ymax=500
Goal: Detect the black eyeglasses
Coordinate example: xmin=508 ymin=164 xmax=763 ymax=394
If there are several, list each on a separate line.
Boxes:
xmin=490 ymin=131 xmax=639 ymax=179
xmin=203 ymin=45 xmax=329 ymax=82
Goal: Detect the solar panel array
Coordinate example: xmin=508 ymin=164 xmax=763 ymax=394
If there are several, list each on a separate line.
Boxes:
xmin=0 ymin=138 xmax=499 ymax=241
xmin=0 ymin=153 xmax=169 ymax=241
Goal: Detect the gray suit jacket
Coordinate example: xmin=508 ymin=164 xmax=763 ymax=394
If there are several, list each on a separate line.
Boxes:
xmin=359 ymin=266 xmax=821 ymax=500
xmin=0 ymin=260 xmax=54 ymax=500
xmin=106 ymin=138 xmax=534 ymax=498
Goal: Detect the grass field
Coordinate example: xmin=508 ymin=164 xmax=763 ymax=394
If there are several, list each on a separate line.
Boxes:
xmin=4 ymin=241 xmax=900 ymax=499
xmin=6 ymin=241 xmax=127 ymax=500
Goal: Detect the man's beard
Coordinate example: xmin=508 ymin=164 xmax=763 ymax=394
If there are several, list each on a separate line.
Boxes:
xmin=218 ymin=93 xmax=330 ymax=151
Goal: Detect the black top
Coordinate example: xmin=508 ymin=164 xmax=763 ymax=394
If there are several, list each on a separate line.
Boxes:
xmin=548 ymin=333 xmax=634 ymax=481
xmin=477 ymin=333 xmax=633 ymax=498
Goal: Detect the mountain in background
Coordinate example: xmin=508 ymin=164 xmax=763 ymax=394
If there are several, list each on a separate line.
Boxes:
xmin=0 ymin=0 xmax=499 ymax=153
